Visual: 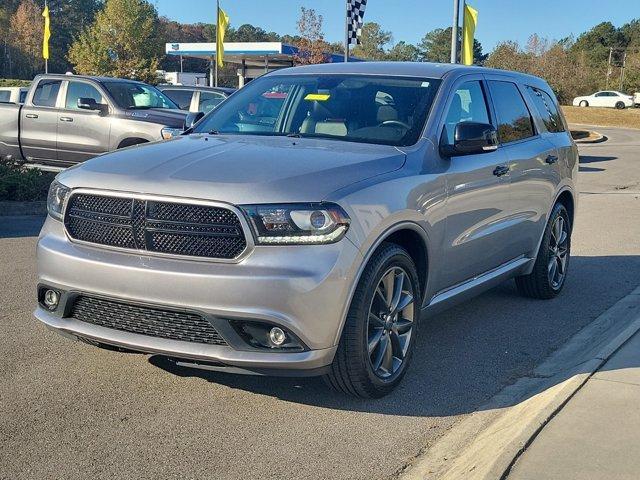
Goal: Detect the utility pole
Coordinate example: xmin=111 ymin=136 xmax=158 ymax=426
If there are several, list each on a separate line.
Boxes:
xmin=606 ymin=47 xmax=613 ymax=89
xmin=450 ymin=0 xmax=461 ymax=64
xmin=619 ymin=50 xmax=628 ymax=91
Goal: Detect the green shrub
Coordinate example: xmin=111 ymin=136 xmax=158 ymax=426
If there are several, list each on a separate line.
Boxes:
xmin=0 ymin=160 xmax=55 ymax=201
xmin=0 ymin=79 xmax=32 ymax=88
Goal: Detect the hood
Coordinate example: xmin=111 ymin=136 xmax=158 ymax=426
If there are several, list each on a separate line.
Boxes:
xmin=122 ymin=108 xmax=188 ymax=128
xmin=59 ymin=134 xmax=406 ymax=204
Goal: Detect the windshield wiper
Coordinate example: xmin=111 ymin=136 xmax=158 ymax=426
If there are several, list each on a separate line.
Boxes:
xmin=286 ymin=132 xmax=302 ymax=138
xmin=207 ymin=130 xmax=221 ymax=135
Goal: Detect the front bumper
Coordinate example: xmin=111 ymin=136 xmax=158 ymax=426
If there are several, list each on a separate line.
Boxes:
xmin=35 ymin=216 xmax=363 ymax=374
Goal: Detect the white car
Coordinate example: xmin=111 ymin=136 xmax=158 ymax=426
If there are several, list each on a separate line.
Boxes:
xmin=572 ymin=91 xmax=634 ymax=109
xmin=0 ymin=86 xmax=28 ymax=104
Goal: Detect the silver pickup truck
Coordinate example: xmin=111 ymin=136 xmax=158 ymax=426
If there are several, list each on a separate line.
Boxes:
xmin=0 ymin=74 xmax=190 ymax=167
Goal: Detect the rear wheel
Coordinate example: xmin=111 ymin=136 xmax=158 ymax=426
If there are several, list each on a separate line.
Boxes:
xmin=516 ymin=203 xmax=571 ymax=299
xmin=325 ymin=243 xmax=420 ymax=398
xmin=615 ymin=101 xmax=626 ymax=109
xmin=579 ymin=100 xmax=589 ymax=107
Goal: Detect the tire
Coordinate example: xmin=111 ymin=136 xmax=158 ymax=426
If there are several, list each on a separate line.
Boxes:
xmin=515 ymin=203 xmax=571 ymax=299
xmin=579 ymin=100 xmax=588 ymax=107
xmin=325 ymin=243 xmax=421 ymax=398
xmin=615 ymin=101 xmax=625 ymax=110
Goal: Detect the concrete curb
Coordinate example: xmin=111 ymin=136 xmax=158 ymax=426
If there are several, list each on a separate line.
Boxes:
xmin=399 ymin=285 xmax=640 ymax=480
xmin=571 ymin=130 xmax=607 ymax=144
xmin=0 ymin=201 xmax=47 ymax=216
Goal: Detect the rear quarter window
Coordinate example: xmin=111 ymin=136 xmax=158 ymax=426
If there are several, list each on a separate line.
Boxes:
xmin=0 ymin=91 xmax=10 ymax=102
xmin=526 ymin=86 xmax=566 ymax=133
xmin=163 ymin=89 xmax=194 ymax=110
xmin=32 ymin=80 xmax=62 ymax=107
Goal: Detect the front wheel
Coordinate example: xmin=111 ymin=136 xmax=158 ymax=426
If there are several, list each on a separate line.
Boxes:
xmin=516 ymin=203 xmax=571 ymax=299
xmin=325 ymin=243 xmax=421 ymax=398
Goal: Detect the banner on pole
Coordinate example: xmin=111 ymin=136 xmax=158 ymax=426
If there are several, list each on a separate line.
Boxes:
xmin=42 ymin=5 xmax=51 ymax=60
xmin=347 ymin=0 xmax=367 ymax=46
xmin=462 ymin=4 xmax=478 ymax=66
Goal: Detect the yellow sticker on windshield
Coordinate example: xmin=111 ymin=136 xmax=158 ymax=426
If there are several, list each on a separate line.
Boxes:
xmin=304 ymin=93 xmax=331 ymax=101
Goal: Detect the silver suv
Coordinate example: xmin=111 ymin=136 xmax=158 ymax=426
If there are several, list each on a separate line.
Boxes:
xmin=35 ymin=62 xmax=578 ymax=398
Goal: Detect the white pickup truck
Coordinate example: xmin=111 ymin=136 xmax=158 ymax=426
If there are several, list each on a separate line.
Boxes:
xmin=0 ymin=86 xmax=29 ymax=104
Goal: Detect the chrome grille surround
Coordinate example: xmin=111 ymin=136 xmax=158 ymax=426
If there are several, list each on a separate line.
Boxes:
xmin=63 ymin=189 xmax=252 ymax=262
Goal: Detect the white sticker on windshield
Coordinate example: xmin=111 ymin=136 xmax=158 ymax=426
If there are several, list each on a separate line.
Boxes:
xmin=421 ymin=81 xmax=431 ymax=87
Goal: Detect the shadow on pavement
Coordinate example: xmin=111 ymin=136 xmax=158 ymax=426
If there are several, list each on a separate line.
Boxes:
xmin=579 ymin=155 xmax=616 ymax=173
xmin=0 ymin=215 xmax=45 ymax=238
xmin=149 ymin=254 xmax=640 ymax=417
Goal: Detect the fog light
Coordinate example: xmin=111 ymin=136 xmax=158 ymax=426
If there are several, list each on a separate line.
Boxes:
xmin=269 ymin=327 xmax=286 ymax=346
xmin=43 ymin=289 xmax=60 ymax=310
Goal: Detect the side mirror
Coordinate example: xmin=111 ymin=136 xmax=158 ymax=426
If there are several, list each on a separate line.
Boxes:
xmin=77 ymin=97 xmax=104 ymax=112
xmin=184 ymin=111 xmax=205 ymax=130
xmin=440 ymin=122 xmax=498 ymax=157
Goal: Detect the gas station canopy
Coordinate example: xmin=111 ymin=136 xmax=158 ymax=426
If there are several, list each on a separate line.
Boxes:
xmin=165 ymin=42 xmax=359 ymax=86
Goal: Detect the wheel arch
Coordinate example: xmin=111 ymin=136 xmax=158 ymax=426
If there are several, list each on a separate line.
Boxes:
xmin=333 ymin=222 xmax=431 ymax=345
xmin=117 ymin=137 xmax=149 ymax=149
xmin=526 ymin=187 xmax=576 ymax=275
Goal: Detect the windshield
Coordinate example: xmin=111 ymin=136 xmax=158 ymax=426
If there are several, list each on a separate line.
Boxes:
xmin=192 ymin=74 xmax=441 ymax=146
xmin=103 ymin=81 xmax=178 ymax=110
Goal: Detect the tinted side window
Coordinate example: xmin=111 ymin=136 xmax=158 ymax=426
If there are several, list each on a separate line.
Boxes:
xmin=66 ymin=81 xmax=104 ymax=110
xmin=526 ymin=86 xmax=565 ymax=133
xmin=488 ymin=81 xmax=534 ymax=143
xmin=32 ymin=80 xmax=62 ymax=107
xmin=0 ymin=91 xmax=10 ymax=102
xmin=443 ymin=80 xmax=490 ymax=144
xmin=199 ymin=91 xmax=225 ymax=114
xmin=163 ymin=89 xmax=193 ymax=110
xmin=19 ymin=90 xmax=27 ymax=103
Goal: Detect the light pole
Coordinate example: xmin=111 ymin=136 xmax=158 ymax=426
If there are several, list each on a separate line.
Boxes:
xmin=450 ymin=0 xmax=461 ymax=64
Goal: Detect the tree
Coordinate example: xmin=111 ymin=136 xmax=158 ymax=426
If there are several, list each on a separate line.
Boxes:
xmin=352 ymin=22 xmax=391 ymax=60
xmin=47 ymin=0 xmax=103 ymax=73
xmin=294 ymin=7 xmax=329 ymax=65
xmin=570 ymin=22 xmax=626 ymax=67
xmin=418 ymin=26 xmax=485 ymax=64
xmin=158 ymin=17 xmax=209 ymax=72
xmin=231 ymin=24 xmax=280 ymax=43
xmin=0 ymin=7 xmax=13 ymax=77
xmin=10 ymin=0 xmax=43 ymax=79
xmin=485 ymin=41 xmax=531 ymax=72
xmin=386 ymin=41 xmax=420 ymax=62
xmin=68 ymin=0 xmax=161 ymax=83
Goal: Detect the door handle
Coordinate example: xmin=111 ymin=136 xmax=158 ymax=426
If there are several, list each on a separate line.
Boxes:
xmin=545 ymin=154 xmax=558 ymax=164
xmin=25 ymin=114 xmax=38 ymax=119
xmin=60 ymin=117 xmax=74 ymax=122
xmin=493 ymin=165 xmax=510 ymax=177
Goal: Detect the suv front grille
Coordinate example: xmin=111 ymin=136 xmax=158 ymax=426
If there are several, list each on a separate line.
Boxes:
xmin=69 ymin=295 xmax=227 ymax=346
xmin=64 ymin=193 xmax=247 ymax=259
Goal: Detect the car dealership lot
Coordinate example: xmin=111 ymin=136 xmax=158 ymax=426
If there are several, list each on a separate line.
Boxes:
xmin=1 ymin=126 xmax=639 ymax=480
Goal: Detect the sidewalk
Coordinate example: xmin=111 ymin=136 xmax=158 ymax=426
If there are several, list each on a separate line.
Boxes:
xmin=508 ymin=331 xmax=640 ymax=480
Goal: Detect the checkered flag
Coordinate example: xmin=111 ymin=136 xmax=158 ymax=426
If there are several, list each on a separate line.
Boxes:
xmin=347 ymin=0 xmax=368 ymax=46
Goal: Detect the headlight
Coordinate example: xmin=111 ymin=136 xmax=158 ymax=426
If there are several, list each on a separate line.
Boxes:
xmin=241 ymin=203 xmax=350 ymax=245
xmin=161 ymin=127 xmax=183 ymax=140
xmin=47 ymin=180 xmax=70 ymax=221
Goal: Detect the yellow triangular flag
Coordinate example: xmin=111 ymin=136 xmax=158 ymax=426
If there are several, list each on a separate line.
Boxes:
xmin=216 ymin=7 xmax=229 ymax=67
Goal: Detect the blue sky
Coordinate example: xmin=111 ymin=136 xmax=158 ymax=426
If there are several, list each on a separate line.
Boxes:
xmin=153 ymin=0 xmax=638 ymax=52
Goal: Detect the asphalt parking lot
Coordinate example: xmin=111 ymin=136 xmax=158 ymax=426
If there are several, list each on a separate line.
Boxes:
xmin=1 ymin=126 xmax=639 ymax=480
